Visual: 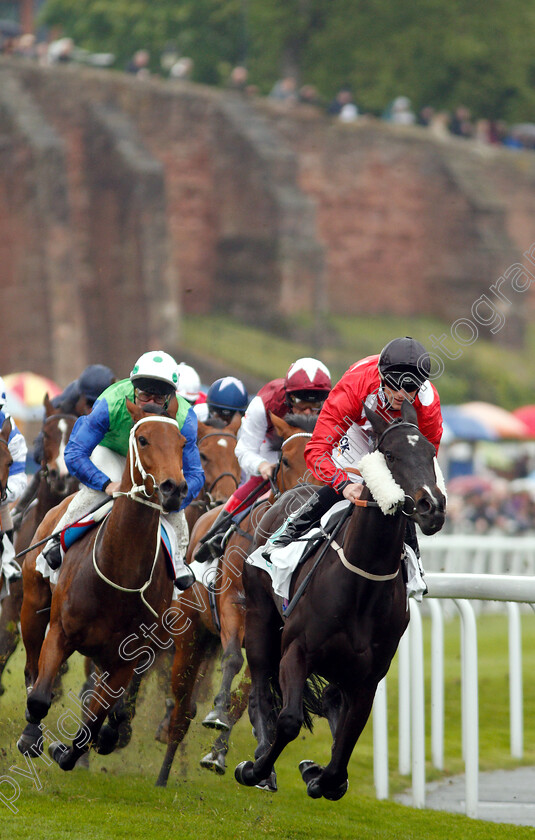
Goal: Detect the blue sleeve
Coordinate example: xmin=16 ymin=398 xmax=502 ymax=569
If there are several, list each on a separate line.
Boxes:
xmin=64 ymin=398 xmax=112 ymax=491
xmin=180 ymin=407 xmax=205 ymax=510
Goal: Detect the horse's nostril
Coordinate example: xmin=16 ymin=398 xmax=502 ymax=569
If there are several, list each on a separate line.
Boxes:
xmin=178 ymin=481 xmax=188 ymax=498
xmin=160 ymin=479 xmax=178 ymax=496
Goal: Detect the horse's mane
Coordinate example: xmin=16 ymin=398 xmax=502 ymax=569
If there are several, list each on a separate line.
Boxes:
xmin=282 ymin=413 xmax=318 ymax=433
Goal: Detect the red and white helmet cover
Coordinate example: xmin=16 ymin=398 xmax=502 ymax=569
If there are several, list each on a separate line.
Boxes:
xmin=284 ymin=357 xmax=331 ymax=395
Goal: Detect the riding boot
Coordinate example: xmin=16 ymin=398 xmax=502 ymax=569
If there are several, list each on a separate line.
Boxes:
xmin=194 ymin=508 xmax=236 ymax=564
xmin=403 ymin=519 xmax=427 ymax=599
xmin=262 ymin=485 xmax=340 ymax=559
xmin=42 ymin=534 xmax=63 ymax=571
xmin=174 ymin=566 xmax=196 ymax=591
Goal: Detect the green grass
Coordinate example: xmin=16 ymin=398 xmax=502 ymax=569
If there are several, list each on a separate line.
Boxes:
xmin=1 ymin=613 xmax=535 ymax=837
xmin=179 ymin=313 xmax=533 ymax=409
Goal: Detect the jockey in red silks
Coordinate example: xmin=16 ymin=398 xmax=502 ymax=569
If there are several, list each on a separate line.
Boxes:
xmin=263 ymin=337 xmax=443 ymax=560
xmin=194 ymin=358 xmax=332 ymax=563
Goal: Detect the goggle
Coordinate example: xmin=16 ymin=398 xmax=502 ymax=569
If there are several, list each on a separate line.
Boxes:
xmin=288 ymin=394 xmax=326 ymax=411
xmin=134 ymin=388 xmax=172 ymax=408
xmin=211 ymin=407 xmax=243 ymax=421
xmin=382 ymin=375 xmax=420 ymax=394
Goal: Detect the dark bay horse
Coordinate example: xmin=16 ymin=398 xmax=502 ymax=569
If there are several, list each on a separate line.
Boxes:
xmin=235 ymin=399 xmax=446 ymax=800
xmin=0 ymin=416 xmax=14 ymax=601
xmin=0 ymin=409 xmax=78 ymax=694
xmin=17 ymin=400 xmax=188 ymax=769
xmin=155 ymin=412 xmax=321 ymax=787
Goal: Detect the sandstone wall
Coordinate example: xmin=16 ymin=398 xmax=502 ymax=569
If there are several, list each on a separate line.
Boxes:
xmin=0 ymin=58 xmax=533 ymax=385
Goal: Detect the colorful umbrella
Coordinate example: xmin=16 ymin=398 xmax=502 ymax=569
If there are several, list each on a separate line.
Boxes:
xmin=4 ymin=371 xmax=62 ymax=408
xmin=512 ymin=405 xmax=535 ymax=438
xmin=441 ymin=405 xmax=497 ymax=441
xmin=459 ymin=402 xmax=530 ymax=440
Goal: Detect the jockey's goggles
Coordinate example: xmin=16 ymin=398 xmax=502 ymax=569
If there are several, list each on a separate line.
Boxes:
xmin=288 ymin=393 xmax=326 ymax=411
xmin=134 ymin=388 xmax=172 ymax=409
xmin=382 ymin=372 xmax=421 ymax=393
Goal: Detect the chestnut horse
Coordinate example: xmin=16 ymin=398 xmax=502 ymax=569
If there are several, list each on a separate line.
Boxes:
xmin=17 ymin=401 xmax=188 ymax=770
xmin=0 ymin=408 xmax=78 ymax=694
xmin=155 ymin=412 xmax=321 ymax=787
xmin=235 ymin=400 xmax=446 ymax=800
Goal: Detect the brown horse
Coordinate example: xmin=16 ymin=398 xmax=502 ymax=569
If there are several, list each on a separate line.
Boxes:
xmin=0 ymin=409 xmax=78 ymax=694
xmin=17 ymin=400 xmax=188 ymax=770
xmin=155 ymin=412 xmax=321 ymax=787
xmin=235 ymin=400 xmax=446 ymax=800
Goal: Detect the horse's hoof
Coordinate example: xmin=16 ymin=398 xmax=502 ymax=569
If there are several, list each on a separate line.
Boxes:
xmin=322 ymin=780 xmax=349 ymax=801
xmin=306 ymin=778 xmax=323 ymax=799
xmin=95 ymin=723 xmax=119 ymax=755
xmin=299 ymin=759 xmax=321 ymax=784
xmin=234 ymin=760 xmax=257 ymax=787
xmin=200 ymin=750 xmax=226 ymax=775
xmin=48 ymin=741 xmax=69 ymax=767
xmin=17 ymin=723 xmax=43 ymax=756
xmin=255 ymin=770 xmax=277 ymax=792
xmin=116 ymin=721 xmax=133 ymax=750
xmin=202 ymin=709 xmax=230 ymax=731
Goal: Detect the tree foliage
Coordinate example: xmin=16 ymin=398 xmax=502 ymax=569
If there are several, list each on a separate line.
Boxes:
xmin=40 ymin=0 xmax=535 ymax=120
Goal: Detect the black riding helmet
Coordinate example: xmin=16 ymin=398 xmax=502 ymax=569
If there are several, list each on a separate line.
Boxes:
xmin=378 ymin=337 xmax=430 ymax=391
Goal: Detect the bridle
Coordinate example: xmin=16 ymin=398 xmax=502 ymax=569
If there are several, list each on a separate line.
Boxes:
xmin=373 ymin=418 xmax=424 ymax=517
xmin=40 ymin=413 xmax=77 ymax=492
xmin=189 ymin=431 xmax=240 ymax=512
xmin=270 ymin=431 xmax=313 ymax=498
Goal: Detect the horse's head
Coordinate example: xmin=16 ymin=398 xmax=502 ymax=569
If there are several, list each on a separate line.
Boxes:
xmin=270 ymin=412 xmax=322 ymax=494
xmin=0 ymin=417 xmax=12 ymax=503
xmin=41 ymin=413 xmax=78 ymax=496
xmin=364 ymin=400 xmax=446 ymax=536
xmin=197 ymin=413 xmax=241 ymax=503
xmin=126 ymin=399 xmax=188 ymax=512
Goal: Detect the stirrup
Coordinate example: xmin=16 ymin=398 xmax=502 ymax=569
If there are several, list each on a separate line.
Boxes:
xmin=174 ymin=567 xmax=196 ymax=591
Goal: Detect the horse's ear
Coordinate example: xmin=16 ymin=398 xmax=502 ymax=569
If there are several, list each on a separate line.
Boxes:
xmin=1 ymin=416 xmax=11 ymax=443
xmin=270 ymin=412 xmax=294 ymax=439
xmin=43 ymin=392 xmax=55 ymax=416
xmin=364 ymin=403 xmax=389 ymax=439
xmin=401 ymin=398 xmax=418 ymax=426
xmin=197 ymin=420 xmax=209 ymax=439
xmin=167 ymin=393 xmax=178 ymax=418
xmin=227 ymin=412 xmax=242 ymax=434
xmin=126 ymin=398 xmax=143 ymax=422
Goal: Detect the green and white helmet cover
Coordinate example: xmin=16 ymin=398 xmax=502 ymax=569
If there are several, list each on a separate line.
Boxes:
xmin=130 ymin=351 xmax=179 ymax=395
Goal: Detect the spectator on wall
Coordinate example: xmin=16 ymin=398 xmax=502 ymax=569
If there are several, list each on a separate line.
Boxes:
xmin=126 ymin=49 xmax=150 ymax=78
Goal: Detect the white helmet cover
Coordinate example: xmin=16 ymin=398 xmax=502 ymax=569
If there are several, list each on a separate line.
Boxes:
xmin=176 ymin=363 xmax=201 ymax=402
xmin=130 ymin=351 xmax=179 ymax=392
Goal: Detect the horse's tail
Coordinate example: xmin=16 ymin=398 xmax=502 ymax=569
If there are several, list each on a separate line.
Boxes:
xmin=268 ymin=673 xmax=327 ymax=733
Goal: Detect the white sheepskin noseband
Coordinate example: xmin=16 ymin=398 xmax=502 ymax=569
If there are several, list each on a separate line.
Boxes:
xmin=358 ymin=450 xmax=405 ymax=515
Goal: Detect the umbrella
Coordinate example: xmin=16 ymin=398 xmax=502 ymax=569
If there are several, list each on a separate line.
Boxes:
xmin=441 ymin=405 xmax=497 ymax=441
xmin=512 ymin=405 xmax=535 ymax=438
xmin=4 ymin=371 xmax=62 ymax=411
xmin=460 ymin=402 xmax=530 ymax=439
xmin=447 ymin=474 xmax=495 ymax=495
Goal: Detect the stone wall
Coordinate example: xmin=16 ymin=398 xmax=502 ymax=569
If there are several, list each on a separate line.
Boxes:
xmin=0 ymin=58 xmax=533 ymax=385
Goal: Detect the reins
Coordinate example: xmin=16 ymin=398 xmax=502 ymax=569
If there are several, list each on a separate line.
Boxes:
xmin=270 ymin=431 xmax=313 ymax=497
xmin=92 ymin=415 xmax=181 ymax=617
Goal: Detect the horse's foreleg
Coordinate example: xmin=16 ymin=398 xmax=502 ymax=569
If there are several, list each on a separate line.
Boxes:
xmin=26 ymin=621 xmax=72 ymax=724
xmin=49 ymin=663 xmax=136 ymax=771
xmin=0 ymin=578 xmax=23 ymax=693
xmin=155 ymin=620 xmax=208 ymax=787
xmin=306 ymin=681 xmax=377 ymax=801
xmin=236 ymin=639 xmax=306 ymax=789
xmin=202 ymin=626 xmax=244 ymax=731
xmin=20 ymin=566 xmax=52 ymax=692
xmin=201 ymin=667 xmax=251 ymax=775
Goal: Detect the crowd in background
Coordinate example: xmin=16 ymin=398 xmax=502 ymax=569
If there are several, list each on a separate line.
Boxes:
xmin=2 ymin=30 xmax=535 ymax=152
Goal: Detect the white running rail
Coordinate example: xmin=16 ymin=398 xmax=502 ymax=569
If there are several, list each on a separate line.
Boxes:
xmin=372 ymin=572 xmax=535 ymax=820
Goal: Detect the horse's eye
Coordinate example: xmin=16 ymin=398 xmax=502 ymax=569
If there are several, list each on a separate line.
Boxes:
xmin=384 ymin=451 xmax=394 ymax=462
xmin=138 ymin=435 xmax=148 ymax=447
xmin=282 ymin=457 xmax=290 ymax=468
xmin=200 ymin=452 xmax=208 ymax=463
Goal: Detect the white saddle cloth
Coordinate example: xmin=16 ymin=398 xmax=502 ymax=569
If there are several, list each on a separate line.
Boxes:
xmin=247 ymin=501 xmax=427 ymax=603
xmin=0 ymin=533 xmax=20 ymax=601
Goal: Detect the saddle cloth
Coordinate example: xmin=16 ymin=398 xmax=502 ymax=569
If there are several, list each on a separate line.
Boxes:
xmin=0 ymin=533 xmax=20 ymax=601
xmin=36 ymin=507 xmax=177 ymax=587
xmin=247 ymin=500 xmax=427 ymax=604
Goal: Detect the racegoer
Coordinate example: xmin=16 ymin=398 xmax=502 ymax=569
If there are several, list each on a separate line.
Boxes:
xmin=176 ymin=363 xmax=207 ymax=407
xmin=194 ymin=358 xmax=331 ymax=563
xmin=40 ymin=351 xmax=204 ymax=590
xmin=194 ymin=376 xmax=249 ymax=423
xmin=264 ymin=337 xmax=442 ymax=557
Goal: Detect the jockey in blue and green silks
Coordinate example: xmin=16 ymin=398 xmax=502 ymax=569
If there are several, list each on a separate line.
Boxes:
xmin=38 ymin=351 xmax=204 ymax=590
